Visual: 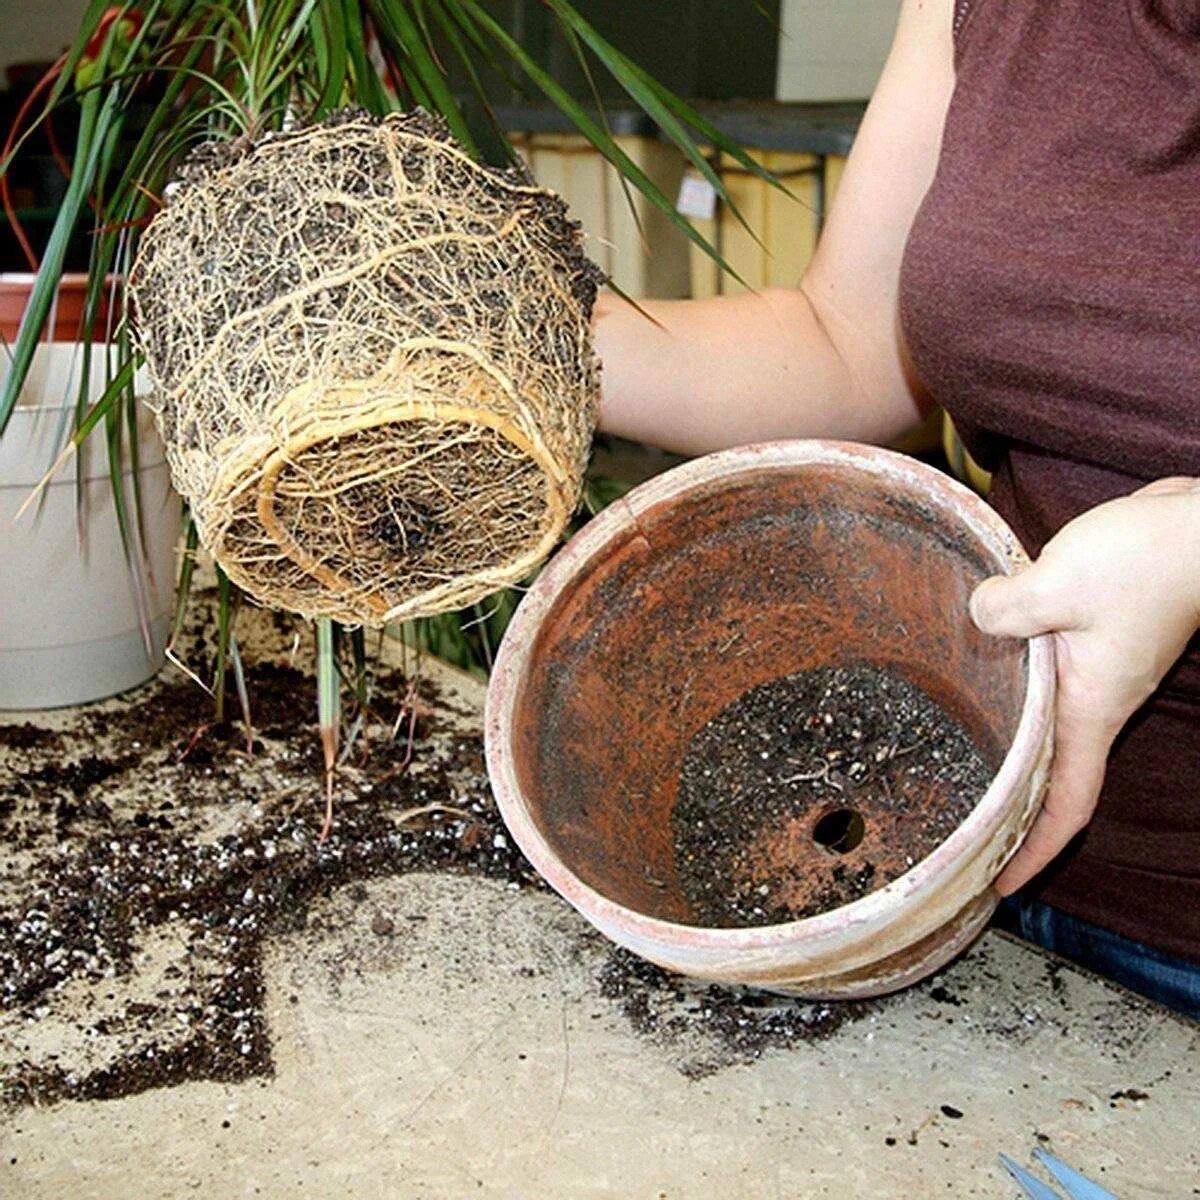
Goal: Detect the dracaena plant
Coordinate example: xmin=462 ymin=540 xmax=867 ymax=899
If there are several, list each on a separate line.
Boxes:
xmin=0 ymin=0 xmax=776 ymax=800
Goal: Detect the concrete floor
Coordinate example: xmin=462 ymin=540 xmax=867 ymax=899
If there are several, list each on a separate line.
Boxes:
xmin=3 ymin=645 xmax=1199 ymax=1198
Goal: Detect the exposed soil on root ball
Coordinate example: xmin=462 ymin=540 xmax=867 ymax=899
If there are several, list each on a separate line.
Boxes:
xmin=132 ymin=107 xmax=604 ymax=625
xmin=673 ymin=664 xmax=992 ymax=927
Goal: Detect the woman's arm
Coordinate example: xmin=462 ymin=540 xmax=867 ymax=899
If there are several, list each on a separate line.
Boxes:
xmin=970 ymin=478 xmax=1200 ymax=893
xmin=594 ymin=0 xmax=956 ymax=456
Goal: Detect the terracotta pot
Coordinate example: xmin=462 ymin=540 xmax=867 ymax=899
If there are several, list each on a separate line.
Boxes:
xmin=0 ymin=343 xmax=179 ymax=709
xmin=0 ymin=273 xmax=121 ymax=343
xmin=486 ymin=440 xmax=1055 ymax=998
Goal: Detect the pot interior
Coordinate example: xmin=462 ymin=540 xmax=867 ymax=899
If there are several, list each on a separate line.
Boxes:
xmin=510 ymin=459 xmax=1028 ymax=925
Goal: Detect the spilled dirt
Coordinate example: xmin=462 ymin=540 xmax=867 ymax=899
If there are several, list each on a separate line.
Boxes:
xmin=0 ymin=613 xmax=868 ymax=1110
xmin=3 ymin=606 xmax=1177 ymax=1117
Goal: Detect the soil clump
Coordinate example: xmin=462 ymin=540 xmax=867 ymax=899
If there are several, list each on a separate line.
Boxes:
xmin=674 ymin=664 xmax=992 ymax=927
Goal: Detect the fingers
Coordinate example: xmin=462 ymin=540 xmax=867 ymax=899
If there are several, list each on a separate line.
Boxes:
xmin=994 ymin=681 xmax=1113 ymax=895
xmin=970 ymin=566 xmax=1079 ymax=640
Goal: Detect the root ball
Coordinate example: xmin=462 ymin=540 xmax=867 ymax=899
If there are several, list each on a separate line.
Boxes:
xmin=131 ymin=109 xmax=603 ymax=625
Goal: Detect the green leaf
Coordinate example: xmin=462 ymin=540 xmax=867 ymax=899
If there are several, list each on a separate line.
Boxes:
xmin=0 ymin=83 xmax=114 ymax=434
xmin=122 ymin=356 xmax=153 ymax=570
xmin=468 ymin=601 xmax=496 ymax=671
xmin=0 ymin=0 xmax=201 ymax=432
xmin=626 ymin=59 xmax=795 ymax=199
xmin=343 ymin=0 xmax=392 ymax=113
xmin=396 ymin=612 xmax=483 ymax=676
xmin=426 ymin=0 xmax=519 ymax=165
xmin=432 ymin=0 xmax=528 ymax=101
xmin=170 ymin=515 xmax=201 ymax=648
xmin=365 ymin=2 xmax=435 ymax=111
xmin=64 ymin=356 xmax=142 ymax=448
xmin=348 ymin=626 xmax=370 ymax=707
xmin=215 ymin=565 xmax=234 ymax=722
xmin=316 ymin=617 xmax=341 ymax=838
xmin=102 ymin=384 xmax=135 ymax=568
xmin=255 ymin=0 xmax=323 ymax=115
xmin=545 ymin=0 xmax=759 ymax=244
xmin=317 ymin=618 xmax=341 ymax=759
xmin=310 ymin=0 xmax=349 ymax=117
xmin=275 ymin=0 xmax=324 ymax=68
xmin=368 ymin=0 xmax=478 ymax=151
xmin=228 ymin=628 xmax=254 ymax=749
xmin=583 ymin=471 xmax=632 ymax=515
xmin=551 ymin=11 xmax=648 ymax=251
xmin=451 ymin=0 xmax=747 ymax=285
xmin=9 ymin=353 xmax=142 ymax=535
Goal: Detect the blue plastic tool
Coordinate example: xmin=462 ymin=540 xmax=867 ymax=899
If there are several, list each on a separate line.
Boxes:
xmin=999 ymin=1149 xmax=1120 ymax=1200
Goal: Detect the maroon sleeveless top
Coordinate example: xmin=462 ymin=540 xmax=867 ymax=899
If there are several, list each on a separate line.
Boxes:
xmin=900 ymin=0 xmax=1200 ymax=960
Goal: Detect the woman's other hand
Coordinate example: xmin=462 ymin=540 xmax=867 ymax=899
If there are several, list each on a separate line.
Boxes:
xmin=970 ymin=478 xmax=1200 ymax=894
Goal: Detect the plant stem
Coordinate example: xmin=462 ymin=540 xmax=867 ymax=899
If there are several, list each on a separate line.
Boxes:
xmin=316 ymin=618 xmax=340 ymax=842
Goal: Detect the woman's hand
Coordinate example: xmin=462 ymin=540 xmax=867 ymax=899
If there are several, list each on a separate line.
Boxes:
xmin=969 ymin=477 xmax=1200 ymax=895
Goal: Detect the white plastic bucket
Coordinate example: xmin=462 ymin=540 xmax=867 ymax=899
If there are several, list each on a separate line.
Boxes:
xmin=1 ymin=343 xmax=180 ymax=709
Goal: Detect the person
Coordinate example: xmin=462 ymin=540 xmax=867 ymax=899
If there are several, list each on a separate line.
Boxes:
xmin=592 ymin=0 xmax=1200 ymax=1017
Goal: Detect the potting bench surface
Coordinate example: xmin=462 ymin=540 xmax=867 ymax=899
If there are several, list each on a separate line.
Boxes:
xmin=2 ymin=610 xmax=1196 ymax=1199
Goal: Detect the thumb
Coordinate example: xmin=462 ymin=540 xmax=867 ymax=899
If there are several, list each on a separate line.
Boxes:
xmin=969 ymin=569 xmax=1062 ymax=639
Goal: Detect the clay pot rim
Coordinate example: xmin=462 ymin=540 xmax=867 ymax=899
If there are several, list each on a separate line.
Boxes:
xmin=485 ymin=438 xmax=1056 ymax=952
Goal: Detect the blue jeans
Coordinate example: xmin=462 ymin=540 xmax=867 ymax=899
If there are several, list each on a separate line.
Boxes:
xmin=994 ymin=896 xmax=1200 ymax=1022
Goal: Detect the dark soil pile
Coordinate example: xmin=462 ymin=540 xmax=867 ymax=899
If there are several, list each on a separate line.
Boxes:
xmin=0 ymin=657 xmax=538 ymax=1109
xmin=673 ymin=664 xmax=992 ymax=927
xmin=1 ymin=628 xmax=875 ymax=1110
xmin=597 ymin=948 xmax=870 ymax=1079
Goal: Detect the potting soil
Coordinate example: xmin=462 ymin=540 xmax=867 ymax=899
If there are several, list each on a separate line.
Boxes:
xmin=1 ymin=621 xmax=867 ymax=1110
xmin=673 ymin=664 xmax=992 ymax=927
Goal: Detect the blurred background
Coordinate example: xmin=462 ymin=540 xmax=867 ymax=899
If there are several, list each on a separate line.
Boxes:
xmin=1 ymin=0 xmax=902 ymax=289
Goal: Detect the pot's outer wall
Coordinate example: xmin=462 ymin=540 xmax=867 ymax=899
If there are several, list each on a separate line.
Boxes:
xmin=487 ymin=441 xmax=1055 ymax=997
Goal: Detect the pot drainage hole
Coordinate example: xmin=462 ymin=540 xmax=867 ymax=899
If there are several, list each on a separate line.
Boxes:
xmin=812 ymin=807 xmax=866 ymax=854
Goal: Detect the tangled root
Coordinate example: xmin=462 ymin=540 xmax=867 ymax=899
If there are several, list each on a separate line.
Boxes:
xmin=131 ymin=109 xmax=602 ymax=626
